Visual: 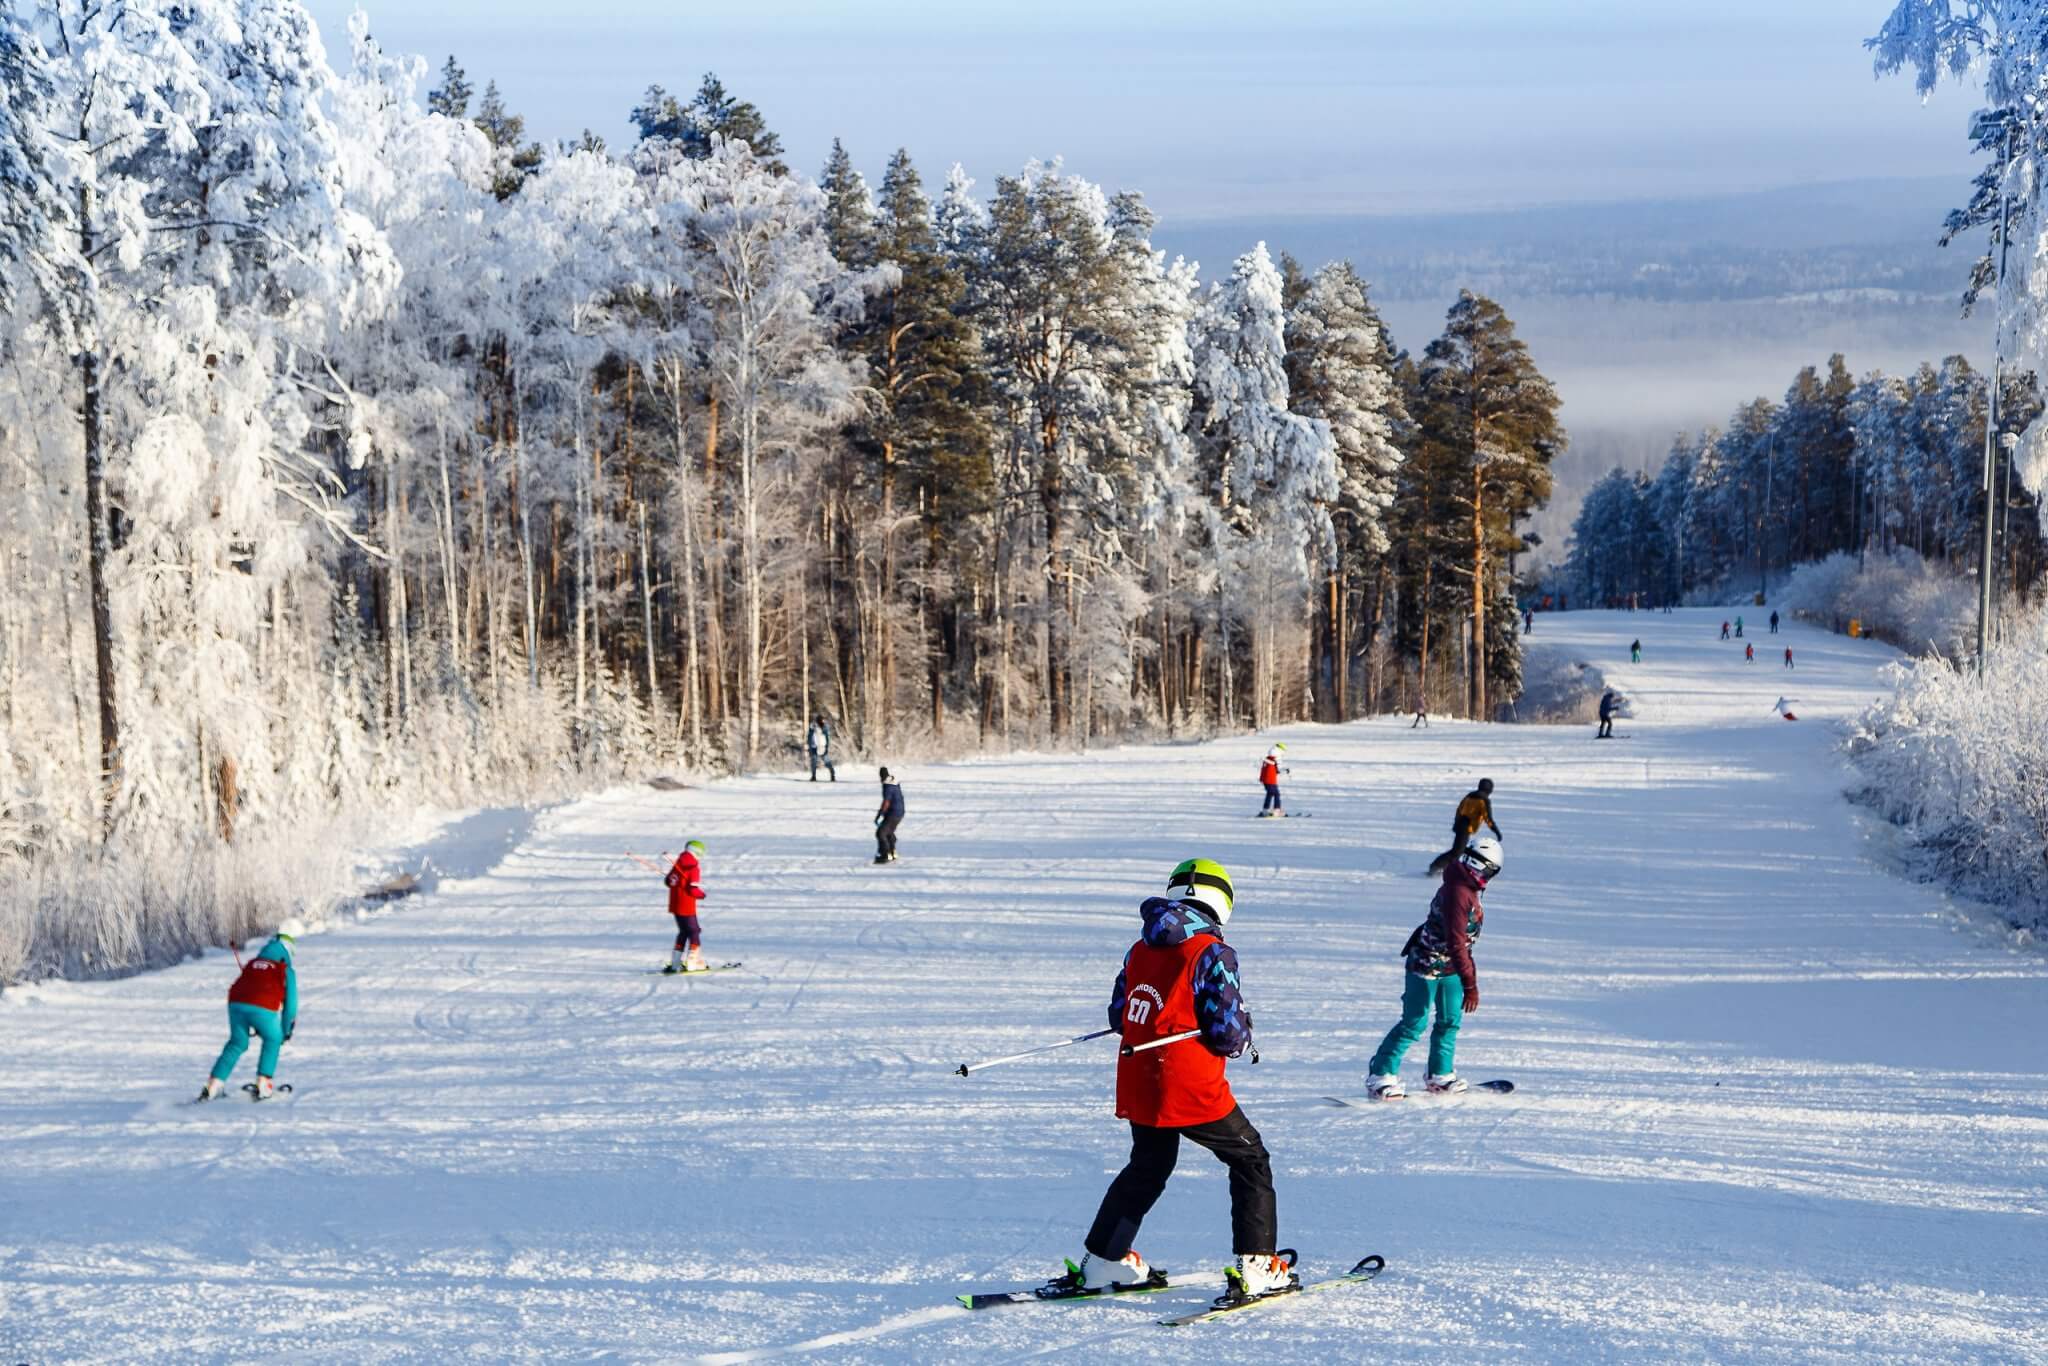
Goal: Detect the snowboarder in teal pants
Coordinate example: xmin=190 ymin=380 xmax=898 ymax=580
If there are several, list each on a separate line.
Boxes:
xmin=199 ymin=919 xmax=302 ymax=1101
xmin=1366 ymin=837 xmax=1501 ymax=1099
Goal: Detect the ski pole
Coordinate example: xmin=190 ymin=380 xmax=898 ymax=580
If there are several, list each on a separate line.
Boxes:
xmin=623 ymin=849 xmax=666 ymax=874
xmin=956 ymin=1027 xmax=1116 ymax=1077
xmin=1120 ymin=1029 xmax=1200 ymax=1057
xmin=1120 ymin=1030 xmax=1260 ymax=1064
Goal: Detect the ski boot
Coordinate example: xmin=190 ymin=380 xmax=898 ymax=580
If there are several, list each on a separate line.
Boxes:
xmin=1426 ymin=1073 xmax=1469 ymax=1094
xmin=1077 ymin=1250 xmax=1152 ymax=1291
xmin=1366 ymin=1073 xmax=1406 ymax=1101
xmin=249 ymin=1076 xmax=276 ymax=1101
xmin=683 ymin=949 xmax=708 ymax=973
xmin=1224 ymin=1251 xmax=1299 ymax=1301
xmin=663 ymin=950 xmax=686 ymax=975
xmin=197 ymin=1077 xmax=225 ymax=1103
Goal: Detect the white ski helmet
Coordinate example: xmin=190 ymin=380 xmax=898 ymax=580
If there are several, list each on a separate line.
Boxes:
xmin=275 ymin=917 xmax=307 ymax=943
xmin=1460 ymin=835 xmax=1503 ymax=880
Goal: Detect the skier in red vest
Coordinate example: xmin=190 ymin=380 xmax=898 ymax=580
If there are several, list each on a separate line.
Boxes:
xmin=662 ymin=840 xmax=708 ymax=973
xmin=1072 ymin=858 xmax=1296 ymax=1303
xmin=198 ymin=918 xmax=303 ymax=1102
xmin=1256 ymin=744 xmax=1287 ymax=816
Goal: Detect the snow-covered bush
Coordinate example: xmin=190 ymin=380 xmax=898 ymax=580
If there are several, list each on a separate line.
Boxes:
xmin=0 ymin=826 xmax=354 ymax=986
xmin=1777 ymin=548 xmax=1978 ymax=657
xmin=1851 ymin=608 xmax=2048 ymax=932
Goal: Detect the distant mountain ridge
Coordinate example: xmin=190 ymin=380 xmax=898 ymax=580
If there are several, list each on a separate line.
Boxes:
xmin=1155 ymin=176 xmax=1972 ymax=306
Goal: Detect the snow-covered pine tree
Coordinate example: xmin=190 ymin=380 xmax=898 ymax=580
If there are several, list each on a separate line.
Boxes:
xmin=1283 ymin=260 xmax=1404 ymax=718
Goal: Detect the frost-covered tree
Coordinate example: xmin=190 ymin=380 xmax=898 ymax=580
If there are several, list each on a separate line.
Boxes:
xmin=473 ymin=80 xmax=544 ymax=199
xmin=653 ymin=137 xmax=864 ymax=762
xmin=631 ymin=74 xmax=786 ymax=175
xmin=1191 ymin=243 xmax=1335 ymax=726
xmin=1871 ymin=1 xmax=2048 ymax=511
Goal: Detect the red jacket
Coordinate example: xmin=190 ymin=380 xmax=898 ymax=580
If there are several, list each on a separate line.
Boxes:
xmin=1259 ymin=757 xmax=1279 ymax=785
xmin=1115 ymin=933 xmax=1236 ymax=1128
xmin=665 ymin=851 xmax=705 ymax=918
xmin=228 ymin=955 xmax=289 ymax=1012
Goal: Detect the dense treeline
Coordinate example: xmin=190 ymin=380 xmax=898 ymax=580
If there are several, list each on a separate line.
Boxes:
xmin=0 ymin=2 xmax=1561 ymax=868
xmin=1558 ymin=353 xmax=2045 ymax=611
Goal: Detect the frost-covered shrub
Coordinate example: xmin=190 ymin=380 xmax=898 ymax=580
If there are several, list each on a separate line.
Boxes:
xmin=1850 ymin=608 xmax=2048 ymax=932
xmin=0 ymin=826 xmax=354 ymax=988
xmin=1778 ymin=549 xmax=1978 ymax=657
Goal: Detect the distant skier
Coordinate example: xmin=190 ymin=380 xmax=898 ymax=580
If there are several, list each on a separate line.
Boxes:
xmin=1410 ymin=694 xmax=1429 ymax=729
xmin=663 ymin=839 xmax=709 ymax=973
xmin=1745 ymin=643 xmax=1755 ymax=663
xmin=1720 ymin=620 xmax=1730 ymax=640
xmin=1523 ymin=607 xmax=1533 ymax=634
xmin=1072 ymin=858 xmax=1294 ymax=1303
xmin=1596 ymin=688 xmax=1617 ymax=739
xmin=198 ymin=919 xmax=303 ymax=1102
xmin=1735 ymin=615 xmax=1744 ymax=638
xmin=1769 ymin=610 xmax=1781 ymax=634
xmin=874 ymin=767 xmax=905 ymax=864
xmin=806 ymin=715 xmax=837 ymax=782
xmin=1784 ymin=647 xmax=1794 ymax=669
xmin=1775 ymin=696 xmax=1799 ymax=721
xmin=1366 ymin=834 xmax=1503 ymax=1099
xmin=1429 ymin=779 xmax=1501 ymax=873
xmin=1257 ymin=744 xmax=1287 ymax=817
xmin=1630 ymin=639 xmax=1641 ymax=664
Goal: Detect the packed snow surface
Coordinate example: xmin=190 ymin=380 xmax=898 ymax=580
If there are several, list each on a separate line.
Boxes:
xmin=4 ymin=610 xmax=2046 ymax=1363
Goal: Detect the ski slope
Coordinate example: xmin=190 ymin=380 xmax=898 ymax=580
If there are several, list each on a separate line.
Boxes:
xmin=4 ymin=609 xmax=2046 ymax=1364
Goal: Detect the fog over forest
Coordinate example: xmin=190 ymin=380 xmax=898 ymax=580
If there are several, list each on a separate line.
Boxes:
xmin=1159 ymin=176 xmax=1985 ymax=564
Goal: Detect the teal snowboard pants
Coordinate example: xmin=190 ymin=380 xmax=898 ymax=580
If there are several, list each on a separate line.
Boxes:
xmin=210 ymin=1002 xmax=284 ymax=1082
xmin=1368 ymin=971 xmax=1465 ymax=1079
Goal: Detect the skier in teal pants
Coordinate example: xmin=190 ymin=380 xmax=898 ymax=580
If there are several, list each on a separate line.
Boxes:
xmin=1366 ymin=837 xmax=1501 ymax=1099
xmin=199 ymin=919 xmax=303 ymax=1101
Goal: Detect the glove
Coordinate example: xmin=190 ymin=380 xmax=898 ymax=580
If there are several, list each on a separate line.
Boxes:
xmin=1463 ymin=985 xmax=1480 ymax=1013
xmin=284 ymin=1024 xmax=295 ymax=1042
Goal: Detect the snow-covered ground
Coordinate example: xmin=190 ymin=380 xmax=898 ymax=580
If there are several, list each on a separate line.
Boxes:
xmin=4 ymin=609 xmax=2046 ymax=1363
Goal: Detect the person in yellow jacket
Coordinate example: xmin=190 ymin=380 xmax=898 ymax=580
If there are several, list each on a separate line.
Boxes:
xmin=1428 ymin=779 xmax=1502 ymax=873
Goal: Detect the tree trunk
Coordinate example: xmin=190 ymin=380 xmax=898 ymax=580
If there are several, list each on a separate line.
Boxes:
xmin=78 ymin=185 xmax=121 ymax=834
xmin=1471 ymin=468 xmax=1487 ymax=720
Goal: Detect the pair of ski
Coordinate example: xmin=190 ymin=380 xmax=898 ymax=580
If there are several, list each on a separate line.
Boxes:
xmin=1326 ymin=1078 xmax=1515 ymax=1105
xmin=959 ymin=1252 xmax=1384 ymax=1326
xmin=647 ymin=961 xmax=744 ymax=975
xmin=194 ymin=1082 xmax=293 ymax=1105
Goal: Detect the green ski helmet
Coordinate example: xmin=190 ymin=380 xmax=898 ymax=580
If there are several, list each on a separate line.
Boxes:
xmin=1167 ymin=857 xmax=1235 ymax=924
xmin=684 ymin=839 xmax=707 ymax=856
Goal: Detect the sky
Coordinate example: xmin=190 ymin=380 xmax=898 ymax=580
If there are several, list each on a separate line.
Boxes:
xmin=304 ymin=0 xmax=1979 ymax=220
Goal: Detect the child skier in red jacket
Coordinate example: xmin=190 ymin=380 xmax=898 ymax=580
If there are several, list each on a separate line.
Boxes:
xmin=663 ymin=840 xmax=708 ymax=973
xmin=1071 ymin=858 xmax=1296 ymax=1305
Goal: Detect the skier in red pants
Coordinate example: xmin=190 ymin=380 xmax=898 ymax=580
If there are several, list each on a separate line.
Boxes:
xmin=663 ymin=840 xmax=708 ymax=973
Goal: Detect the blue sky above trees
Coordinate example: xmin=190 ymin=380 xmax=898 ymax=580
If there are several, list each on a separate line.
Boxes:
xmin=307 ymin=0 xmax=1976 ymax=218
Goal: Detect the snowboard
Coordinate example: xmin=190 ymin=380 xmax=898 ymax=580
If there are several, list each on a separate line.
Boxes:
xmin=1322 ymin=1080 xmax=1513 ymax=1105
xmin=1158 ymin=1254 xmax=1385 ymax=1326
xmin=648 ymin=961 xmax=744 ymax=975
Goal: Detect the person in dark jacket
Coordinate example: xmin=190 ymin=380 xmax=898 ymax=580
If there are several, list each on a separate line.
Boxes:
xmin=806 ymin=716 xmax=836 ymax=782
xmin=1597 ymin=689 xmax=1617 ymax=739
xmin=1072 ymin=858 xmax=1294 ymax=1302
xmin=199 ymin=919 xmax=303 ymax=1101
xmin=1428 ymin=779 xmax=1501 ymax=872
xmin=874 ymin=768 xmax=905 ymax=864
xmin=1366 ymin=836 xmax=1502 ymax=1099
xmin=1769 ymin=610 xmax=1780 ymax=634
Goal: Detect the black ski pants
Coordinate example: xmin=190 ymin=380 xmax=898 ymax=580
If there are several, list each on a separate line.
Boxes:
xmin=875 ymin=813 xmax=902 ymax=859
xmin=1085 ymin=1105 xmax=1277 ymax=1259
xmin=1596 ymin=716 xmax=1613 ymax=738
